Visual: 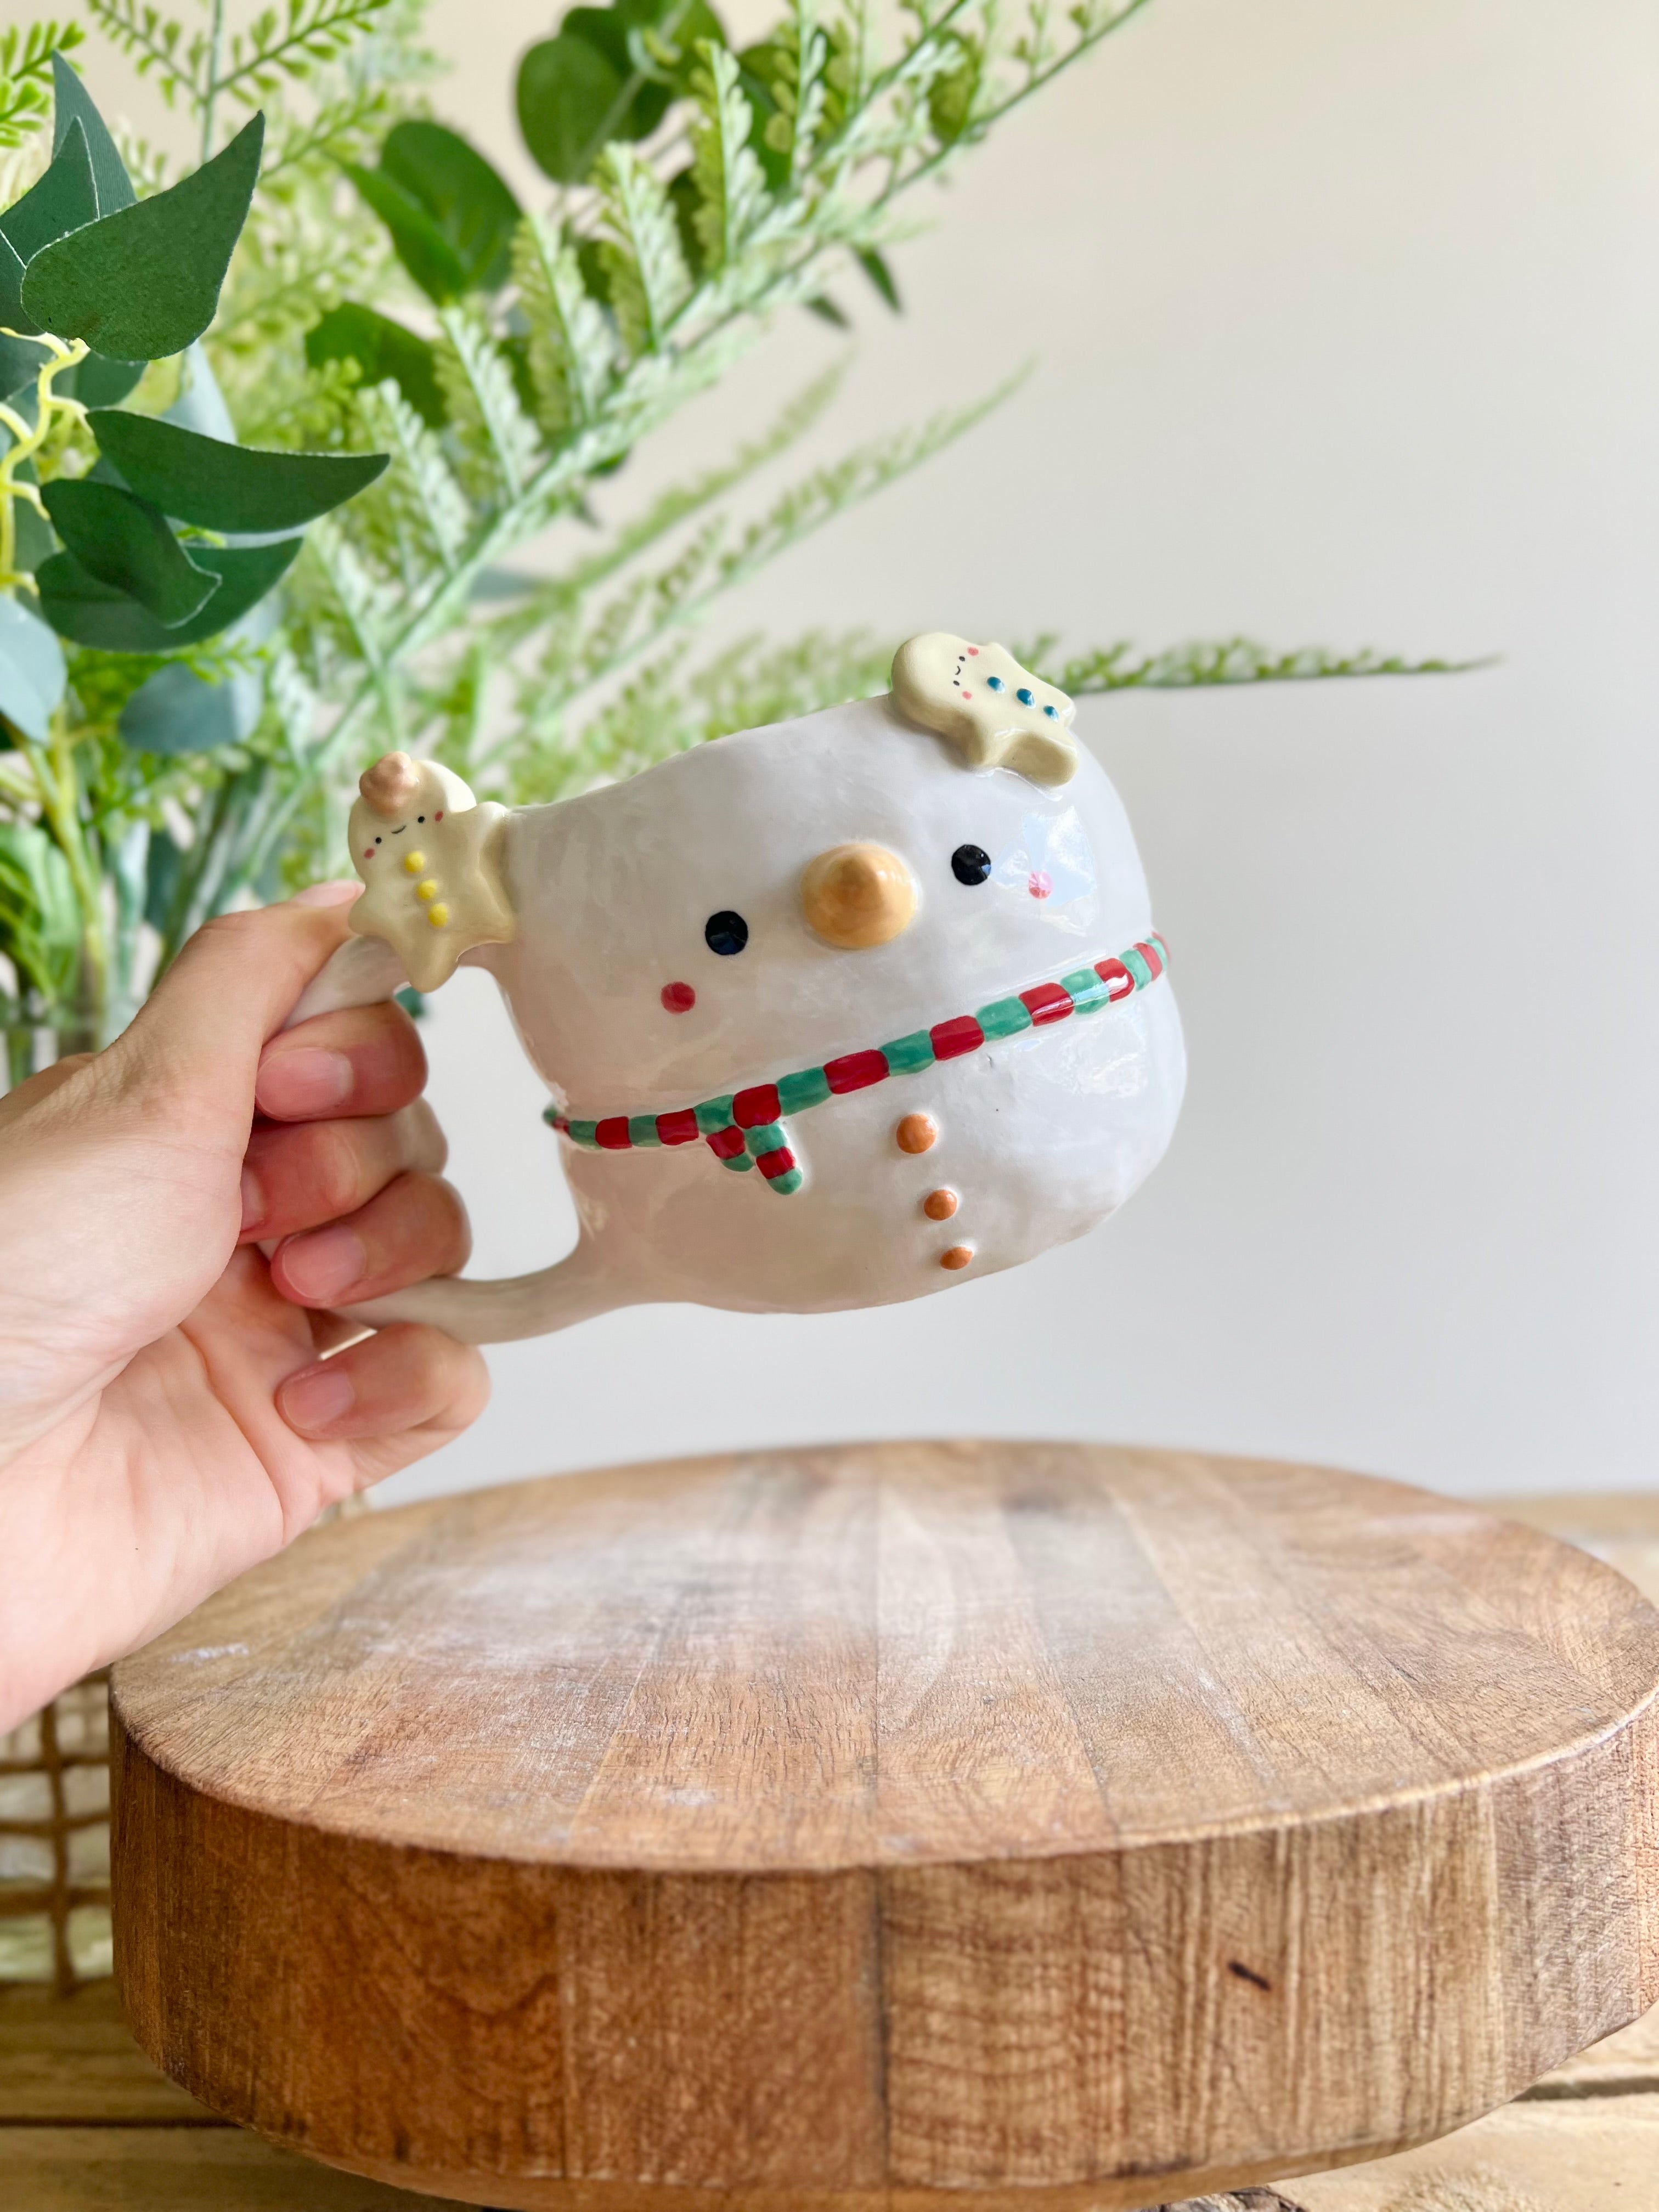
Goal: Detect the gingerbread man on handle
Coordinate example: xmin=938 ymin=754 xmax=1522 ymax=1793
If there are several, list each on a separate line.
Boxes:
xmin=348 ymin=751 xmax=515 ymax=991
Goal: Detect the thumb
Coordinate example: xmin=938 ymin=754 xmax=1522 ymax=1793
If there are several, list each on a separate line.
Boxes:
xmin=110 ymin=887 xmax=362 ymax=1131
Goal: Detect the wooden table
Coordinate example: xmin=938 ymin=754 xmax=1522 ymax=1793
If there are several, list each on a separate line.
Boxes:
xmin=6 ymin=1464 xmax=1659 ymax=2209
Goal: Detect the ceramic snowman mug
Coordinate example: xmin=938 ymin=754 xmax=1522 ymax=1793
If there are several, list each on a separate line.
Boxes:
xmin=291 ymin=634 xmax=1186 ymax=1343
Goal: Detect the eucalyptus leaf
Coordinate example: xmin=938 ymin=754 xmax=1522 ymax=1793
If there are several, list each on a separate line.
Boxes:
xmin=380 ymin=123 xmax=521 ymax=295
xmin=42 ymin=479 xmax=222 ymax=627
xmin=119 ymin=659 xmax=262 ymax=755
xmin=307 ymin=302 xmax=447 ymax=426
xmin=517 ymin=32 xmax=630 ymax=184
xmin=52 ymin=52 xmax=136 ymax=215
xmin=88 ymin=410 xmax=388 ymax=531
xmin=37 ymin=535 xmax=301 ymax=651
xmin=0 ymin=334 xmax=51 ymax=402
xmin=66 ymin=352 xmax=146 ymax=408
xmin=22 ymin=114 xmax=264 ymax=362
xmin=342 ymin=161 xmax=470 ymax=304
xmin=0 ymin=120 xmax=98 ymax=262
xmin=0 ymin=597 xmax=67 ymax=743
xmin=0 ymin=232 xmax=35 ymax=336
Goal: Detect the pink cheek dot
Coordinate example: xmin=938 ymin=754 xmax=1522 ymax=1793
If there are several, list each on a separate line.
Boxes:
xmin=661 ymin=981 xmax=697 ymax=1014
xmin=1028 ymin=870 xmax=1053 ymax=900
xmin=363 ymin=848 xmax=376 ymax=861
xmin=967 ymin=646 xmax=979 ymax=656
xmin=434 ymin=810 xmax=443 ymax=821
xmin=961 ymin=689 xmax=973 ymax=700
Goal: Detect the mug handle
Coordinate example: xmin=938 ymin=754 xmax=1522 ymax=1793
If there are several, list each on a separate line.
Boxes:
xmin=280 ymin=936 xmax=618 ymax=1345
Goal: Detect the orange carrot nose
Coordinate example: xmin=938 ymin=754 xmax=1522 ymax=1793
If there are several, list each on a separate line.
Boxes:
xmin=801 ymin=843 xmax=917 ymax=949
xmin=359 ymin=751 xmax=421 ymax=816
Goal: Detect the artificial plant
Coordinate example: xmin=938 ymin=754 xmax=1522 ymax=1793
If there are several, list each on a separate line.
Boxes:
xmin=0 ymin=0 xmax=1461 ymax=1062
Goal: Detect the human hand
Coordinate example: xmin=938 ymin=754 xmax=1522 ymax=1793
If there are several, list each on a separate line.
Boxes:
xmin=0 ymin=888 xmax=489 ymax=1732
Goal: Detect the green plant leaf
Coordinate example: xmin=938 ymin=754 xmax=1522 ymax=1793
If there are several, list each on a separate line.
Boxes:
xmin=0 ymin=819 xmax=81 ymax=1003
xmin=37 ymin=535 xmax=302 ymax=650
xmin=307 ymin=301 xmax=446 ymax=427
xmin=341 ymin=160 xmax=469 ymax=303
xmin=380 ymin=122 xmax=521 ymax=294
xmin=64 ymin=349 xmax=144 ymax=407
xmin=516 ymin=30 xmax=630 ymax=184
xmin=0 ymin=232 xmax=30 ymax=333
xmin=0 ymin=595 xmax=66 ymax=742
xmin=0 ymin=117 xmax=97 ymax=261
xmin=0 ymin=332 xmax=52 ymax=401
xmin=21 ymin=113 xmax=263 ymax=360
xmin=88 ymin=409 xmax=388 ymax=531
xmin=51 ymin=49 xmax=135 ymax=214
xmin=857 ymin=248 xmax=901 ymax=313
xmin=119 ymin=659 xmax=261 ymax=754
xmin=41 ymin=478 xmax=221 ymax=626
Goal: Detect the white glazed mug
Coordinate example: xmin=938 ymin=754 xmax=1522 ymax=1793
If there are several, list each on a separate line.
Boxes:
xmin=292 ymin=634 xmax=1186 ymax=1344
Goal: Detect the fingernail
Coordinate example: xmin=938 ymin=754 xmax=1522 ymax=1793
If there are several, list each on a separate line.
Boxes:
xmin=292 ymin=879 xmax=361 ymax=908
xmin=256 ymin=1047 xmax=352 ymax=1118
xmin=280 ymin=1225 xmax=367 ymax=1303
xmin=279 ymin=1362 xmax=356 ymax=1434
xmin=240 ymin=1167 xmax=264 ymax=1235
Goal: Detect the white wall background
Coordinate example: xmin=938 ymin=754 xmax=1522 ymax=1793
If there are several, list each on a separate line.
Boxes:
xmin=94 ymin=0 xmax=1659 ymax=1502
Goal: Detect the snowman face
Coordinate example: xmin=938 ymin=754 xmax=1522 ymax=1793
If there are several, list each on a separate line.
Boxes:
xmin=491 ymin=695 xmax=1154 ymax=1111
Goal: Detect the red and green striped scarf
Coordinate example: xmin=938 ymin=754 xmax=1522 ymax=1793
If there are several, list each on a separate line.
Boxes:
xmin=545 ymin=933 xmax=1169 ymax=1197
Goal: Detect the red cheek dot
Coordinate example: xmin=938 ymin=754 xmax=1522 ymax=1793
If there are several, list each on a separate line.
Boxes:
xmin=1029 ymin=870 xmax=1053 ymax=899
xmin=363 ymin=848 xmax=376 ymax=860
xmin=661 ymin=981 xmax=696 ymax=1013
xmin=434 ymin=810 xmax=443 ymax=820
xmin=967 ymin=646 xmax=979 ymax=656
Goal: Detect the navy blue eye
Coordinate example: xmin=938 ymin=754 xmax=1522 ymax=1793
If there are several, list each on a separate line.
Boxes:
xmin=705 ymin=910 xmax=749 ymax=956
xmin=951 ymin=844 xmax=992 ymax=886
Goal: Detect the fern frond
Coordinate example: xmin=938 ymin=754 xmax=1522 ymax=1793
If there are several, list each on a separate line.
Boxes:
xmin=81 ymin=0 xmax=202 ymax=108
xmin=597 ymin=143 xmax=693 ymax=359
xmin=0 ymin=21 xmax=83 ymax=149
xmin=217 ymin=0 xmax=394 ymax=108
xmin=433 ymin=309 xmax=543 ymax=507
xmin=512 ymin=215 xmax=616 ymax=439
xmin=352 ymin=380 xmax=473 ymax=580
xmin=688 ymin=43 xmax=768 ymax=275
xmin=1050 ymin=639 xmax=1488 ymax=693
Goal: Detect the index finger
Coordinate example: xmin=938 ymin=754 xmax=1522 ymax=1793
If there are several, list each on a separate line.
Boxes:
xmin=110 ymin=885 xmax=363 ymax=1128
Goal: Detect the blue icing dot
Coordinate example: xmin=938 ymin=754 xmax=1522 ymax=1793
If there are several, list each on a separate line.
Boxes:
xmin=1016 ymin=686 xmax=1035 ymax=706
xmin=986 ymin=675 xmax=1005 ymax=691
xmin=1043 ymin=703 xmax=1058 ymax=718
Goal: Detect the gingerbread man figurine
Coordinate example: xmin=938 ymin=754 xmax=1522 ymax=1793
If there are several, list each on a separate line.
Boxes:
xmin=348 ymin=752 xmax=515 ymax=991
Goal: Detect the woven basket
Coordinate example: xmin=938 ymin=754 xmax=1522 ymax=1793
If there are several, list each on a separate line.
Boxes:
xmin=0 ymin=1672 xmax=112 ymax=1992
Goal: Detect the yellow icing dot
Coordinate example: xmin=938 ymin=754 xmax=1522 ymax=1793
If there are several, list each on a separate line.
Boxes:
xmin=416 ymin=878 xmax=439 ymax=902
xmin=402 ymin=849 xmax=426 ymax=874
xmin=427 ymin=902 xmax=449 ymax=928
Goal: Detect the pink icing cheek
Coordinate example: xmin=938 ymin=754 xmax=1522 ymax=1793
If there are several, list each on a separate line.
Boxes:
xmin=434 ymin=810 xmax=443 ymax=821
xmin=363 ymin=848 xmax=377 ymax=861
xmin=961 ymin=689 xmax=972 ymax=700
xmin=1028 ymin=871 xmax=1053 ymax=899
xmin=661 ymin=981 xmax=696 ymax=1014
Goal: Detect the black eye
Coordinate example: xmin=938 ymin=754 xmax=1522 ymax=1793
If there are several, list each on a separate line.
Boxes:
xmin=704 ymin=910 xmax=749 ymax=956
xmin=417 ymin=814 xmax=425 ymax=822
xmin=374 ymin=836 xmax=382 ymax=844
xmin=951 ymin=844 xmax=992 ymax=886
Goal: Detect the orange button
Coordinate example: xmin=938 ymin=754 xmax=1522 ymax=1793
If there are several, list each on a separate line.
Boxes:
xmin=939 ymin=1245 xmax=974 ymax=1271
xmin=896 ymin=1111 xmax=937 ymax=1154
xmin=923 ymin=1188 xmax=958 ymax=1221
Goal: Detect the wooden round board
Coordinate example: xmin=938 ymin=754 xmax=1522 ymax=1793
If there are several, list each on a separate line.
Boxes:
xmin=110 ymin=1443 xmax=1659 ymax=2212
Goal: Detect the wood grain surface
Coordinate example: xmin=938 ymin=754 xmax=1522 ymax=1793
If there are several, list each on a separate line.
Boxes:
xmin=110 ymin=1445 xmax=1659 ymax=2212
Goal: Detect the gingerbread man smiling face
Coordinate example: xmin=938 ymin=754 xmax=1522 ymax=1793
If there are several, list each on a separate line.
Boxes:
xmin=891 ymin=632 xmax=1077 ymax=786
xmin=348 ymin=751 xmax=514 ymax=991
